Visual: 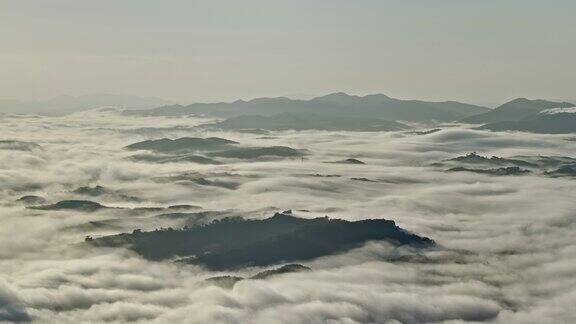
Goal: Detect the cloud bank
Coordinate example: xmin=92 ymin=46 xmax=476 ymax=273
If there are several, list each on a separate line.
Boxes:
xmin=1 ymin=109 xmax=575 ymax=323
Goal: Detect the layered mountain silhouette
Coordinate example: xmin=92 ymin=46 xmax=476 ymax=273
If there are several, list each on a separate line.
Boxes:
xmin=118 ymin=94 xmax=576 ymax=134
xmin=462 ymin=98 xmax=574 ymax=124
xmin=201 ymin=112 xmax=410 ymax=132
xmin=89 ymin=212 xmax=434 ymax=270
xmin=126 ymin=92 xmax=489 ymax=123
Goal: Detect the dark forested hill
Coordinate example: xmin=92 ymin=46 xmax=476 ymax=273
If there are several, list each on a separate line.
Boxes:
xmin=89 ymin=212 xmax=434 ymax=270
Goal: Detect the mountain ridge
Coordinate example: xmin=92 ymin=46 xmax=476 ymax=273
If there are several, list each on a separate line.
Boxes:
xmin=462 ymin=98 xmax=574 ymax=124
xmin=124 ymin=92 xmax=490 ymax=123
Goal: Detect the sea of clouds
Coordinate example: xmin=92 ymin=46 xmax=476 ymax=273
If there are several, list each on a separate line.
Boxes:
xmin=1 ymin=108 xmax=575 ymax=323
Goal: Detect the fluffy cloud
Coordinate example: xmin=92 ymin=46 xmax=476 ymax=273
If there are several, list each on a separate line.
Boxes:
xmin=0 ymin=109 xmax=575 ymax=322
xmin=0 ymin=280 xmax=30 ymax=322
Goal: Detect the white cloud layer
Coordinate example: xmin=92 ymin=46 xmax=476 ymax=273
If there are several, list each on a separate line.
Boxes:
xmin=1 ymin=109 xmax=576 ymax=323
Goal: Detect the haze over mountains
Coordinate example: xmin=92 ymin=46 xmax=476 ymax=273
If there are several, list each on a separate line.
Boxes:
xmin=123 ymin=92 xmax=576 ymax=134
xmin=0 ymin=93 xmax=171 ymax=115
xmin=3 ymin=92 xmax=574 ymax=134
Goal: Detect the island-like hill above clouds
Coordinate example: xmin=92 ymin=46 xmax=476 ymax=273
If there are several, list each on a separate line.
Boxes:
xmin=462 ymin=98 xmax=575 ymax=124
xmin=125 ymin=137 xmax=238 ymax=154
xmin=125 ymin=92 xmax=490 ymax=123
xmin=89 ymin=212 xmax=434 ymax=270
xmin=435 ymin=153 xmax=576 ymax=177
xmin=0 ymin=93 xmax=171 ymax=115
xmin=125 ymin=137 xmax=306 ymax=163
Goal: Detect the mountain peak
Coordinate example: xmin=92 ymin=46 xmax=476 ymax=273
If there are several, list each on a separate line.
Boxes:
xmin=313 ymin=92 xmax=357 ymax=101
xmin=507 ymin=97 xmax=531 ymax=104
xmin=322 ymin=92 xmax=353 ymax=97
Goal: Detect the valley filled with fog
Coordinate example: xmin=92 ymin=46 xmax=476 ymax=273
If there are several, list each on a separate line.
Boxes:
xmin=1 ymin=106 xmax=575 ymax=323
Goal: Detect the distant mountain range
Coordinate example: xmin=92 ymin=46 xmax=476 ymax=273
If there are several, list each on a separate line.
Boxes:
xmin=125 ymin=92 xmax=490 ymax=123
xmin=125 ymin=93 xmax=576 ymax=134
xmin=0 ymin=94 xmax=171 ymax=115
xmin=6 ymin=92 xmax=573 ymax=133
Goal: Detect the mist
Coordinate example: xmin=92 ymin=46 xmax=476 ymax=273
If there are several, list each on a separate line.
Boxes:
xmin=0 ymin=108 xmax=575 ymax=323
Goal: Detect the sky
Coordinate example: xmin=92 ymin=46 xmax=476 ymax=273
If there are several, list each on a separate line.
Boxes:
xmin=1 ymin=0 xmax=575 ymax=105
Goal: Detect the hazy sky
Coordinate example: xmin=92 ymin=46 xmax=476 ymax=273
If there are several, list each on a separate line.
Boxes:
xmin=1 ymin=0 xmax=575 ymax=105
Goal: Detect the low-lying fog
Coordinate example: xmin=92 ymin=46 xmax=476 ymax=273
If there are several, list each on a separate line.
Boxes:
xmin=1 ymin=108 xmax=575 ymax=323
